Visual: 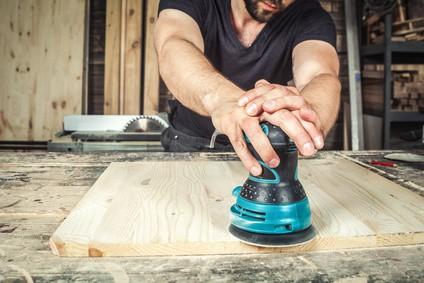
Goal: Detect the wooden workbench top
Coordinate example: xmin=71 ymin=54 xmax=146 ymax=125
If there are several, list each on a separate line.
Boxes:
xmin=0 ymin=150 xmax=423 ymax=282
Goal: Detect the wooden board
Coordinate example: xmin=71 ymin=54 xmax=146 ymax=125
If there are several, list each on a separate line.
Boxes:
xmin=104 ymin=0 xmax=122 ymax=115
xmin=49 ymin=158 xmax=424 ymax=257
xmin=0 ymin=0 xmax=85 ymax=141
xmin=123 ymin=0 xmax=142 ymax=114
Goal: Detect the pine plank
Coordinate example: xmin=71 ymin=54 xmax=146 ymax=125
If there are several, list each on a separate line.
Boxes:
xmin=104 ymin=0 xmax=122 ymax=114
xmin=103 ymin=0 xmax=143 ymax=115
xmin=49 ymin=158 xmax=424 ymax=257
xmin=123 ymin=0 xmax=142 ymax=114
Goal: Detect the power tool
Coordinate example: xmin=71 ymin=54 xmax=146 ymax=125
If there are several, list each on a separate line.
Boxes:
xmin=229 ymin=122 xmax=316 ymax=247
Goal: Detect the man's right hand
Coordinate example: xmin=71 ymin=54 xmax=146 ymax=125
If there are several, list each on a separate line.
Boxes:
xmin=210 ymin=99 xmax=280 ymax=176
xmin=237 ymin=80 xmax=323 ymax=156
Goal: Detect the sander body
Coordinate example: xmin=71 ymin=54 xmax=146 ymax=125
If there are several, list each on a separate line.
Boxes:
xmin=229 ymin=122 xmax=316 ymax=246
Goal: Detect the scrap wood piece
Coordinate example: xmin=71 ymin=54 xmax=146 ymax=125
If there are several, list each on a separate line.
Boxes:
xmin=49 ymin=159 xmax=424 ymax=257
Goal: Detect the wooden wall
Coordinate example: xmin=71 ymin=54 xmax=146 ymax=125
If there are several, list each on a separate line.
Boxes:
xmin=143 ymin=0 xmax=160 ymax=114
xmin=103 ymin=0 xmax=159 ymax=115
xmin=88 ymin=0 xmax=107 ymax=114
xmin=0 ymin=0 xmax=86 ymax=141
xmin=104 ymin=0 xmax=144 ymax=115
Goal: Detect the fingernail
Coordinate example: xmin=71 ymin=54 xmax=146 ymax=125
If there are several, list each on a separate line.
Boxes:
xmin=251 ymin=166 xmax=262 ymax=176
xmin=269 ymin=158 xmax=280 ymax=168
xmin=246 ymin=103 xmax=257 ymax=115
xmin=264 ymin=100 xmax=275 ymax=109
xmin=314 ymin=136 xmax=324 ymax=148
xmin=302 ymin=142 xmax=314 ymax=154
xmin=238 ymin=96 xmax=249 ymax=106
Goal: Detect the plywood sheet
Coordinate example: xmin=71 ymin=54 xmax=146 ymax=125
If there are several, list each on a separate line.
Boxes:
xmin=0 ymin=0 xmax=85 ymax=141
xmin=50 ymin=158 xmax=424 ymax=257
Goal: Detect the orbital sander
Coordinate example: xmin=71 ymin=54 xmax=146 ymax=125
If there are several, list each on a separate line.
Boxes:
xmin=229 ymin=122 xmax=316 ymax=247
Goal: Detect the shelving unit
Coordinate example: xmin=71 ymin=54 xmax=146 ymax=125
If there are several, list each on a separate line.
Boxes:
xmin=360 ymin=12 xmax=424 ymax=149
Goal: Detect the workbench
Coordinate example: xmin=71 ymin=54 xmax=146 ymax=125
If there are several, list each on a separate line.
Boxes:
xmin=0 ymin=150 xmax=423 ymax=282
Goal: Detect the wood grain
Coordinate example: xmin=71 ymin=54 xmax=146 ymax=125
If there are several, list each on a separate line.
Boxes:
xmin=104 ymin=0 xmax=122 ymax=115
xmin=123 ymin=0 xmax=142 ymax=114
xmin=50 ymin=158 xmax=424 ymax=256
xmin=143 ymin=0 xmax=160 ymax=114
xmin=0 ymin=0 xmax=85 ymax=141
xmin=103 ymin=0 xmax=143 ymax=115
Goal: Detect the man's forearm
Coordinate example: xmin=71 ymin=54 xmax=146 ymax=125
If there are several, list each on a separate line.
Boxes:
xmin=157 ymin=37 xmax=243 ymax=116
xmin=300 ymin=74 xmax=341 ymax=136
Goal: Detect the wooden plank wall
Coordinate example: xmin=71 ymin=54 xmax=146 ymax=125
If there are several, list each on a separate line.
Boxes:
xmin=104 ymin=0 xmax=122 ymax=114
xmin=104 ymin=0 xmax=144 ymax=115
xmin=143 ymin=0 xmax=160 ymax=114
xmin=104 ymin=0 xmax=160 ymax=115
xmin=0 ymin=0 xmax=86 ymax=141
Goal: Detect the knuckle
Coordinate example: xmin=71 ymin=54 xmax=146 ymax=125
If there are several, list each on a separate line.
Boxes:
xmin=294 ymin=96 xmax=305 ymax=106
xmin=247 ymin=127 xmax=262 ymax=140
xmin=246 ymin=91 xmax=257 ymax=100
xmin=261 ymin=151 xmax=275 ymax=163
xmin=279 ymin=87 xmax=289 ymax=95
xmin=275 ymin=96 xmax=287 ymax=106
xmin=253 ymin=96 xmax=265 ymax=106
xmin=240 ymin=117 xmax=254 ymax=129
xmin=270 ymin=88 xmax=283 ymax=96
xmin=278 ymin=110 xmax=293 ymax=121
xmin=232 ymin=138 xmax=247 ymax=152
xmin=294 ymin=132 xmax=310 ymax=144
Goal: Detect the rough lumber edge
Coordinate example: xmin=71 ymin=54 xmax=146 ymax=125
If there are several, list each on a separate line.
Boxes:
xmin=143 ymin=0 xmax=160 ymax=114
xmin=104 ymin=0 xmax=122 ymax=114
xmin=49 ymin=237 xmax=89 ymax=257
xmin=48 ymin=232 xmax=424 ymax=257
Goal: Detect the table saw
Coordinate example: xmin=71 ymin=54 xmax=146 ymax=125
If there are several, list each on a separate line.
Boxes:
xmin=47 ymin=114 xmax=169 ymax=152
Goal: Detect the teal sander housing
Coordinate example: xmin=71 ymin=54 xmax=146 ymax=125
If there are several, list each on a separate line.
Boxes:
xmin=229 ymin=122 xmax=316 ymax=246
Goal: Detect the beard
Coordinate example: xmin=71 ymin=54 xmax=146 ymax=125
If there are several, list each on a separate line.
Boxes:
xmin=244 ymin=0 xmax=287 ymax=23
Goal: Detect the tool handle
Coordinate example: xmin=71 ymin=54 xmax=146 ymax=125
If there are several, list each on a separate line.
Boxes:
xmin=245 ymin=122 xmax=298 ymax=183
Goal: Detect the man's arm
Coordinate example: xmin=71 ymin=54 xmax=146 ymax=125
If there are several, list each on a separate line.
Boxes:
xmin=155 ymin=9 xmax=237 ymax=115
xmin=292 ymin=40 xmax=341 ymax=136
xmin=155 ymin=9 xmax=280 ymax=175
xmin=238 ymin=40 xmax=341 ymax=150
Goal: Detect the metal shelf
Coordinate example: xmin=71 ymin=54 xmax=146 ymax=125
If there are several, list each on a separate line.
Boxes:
xmin=361 ymin=42 xmax=424 ymax=64
xmin=359 ymin=12 xmax=424 ymax=149
xmin=390 ymin=111 xmax=424 ymax=122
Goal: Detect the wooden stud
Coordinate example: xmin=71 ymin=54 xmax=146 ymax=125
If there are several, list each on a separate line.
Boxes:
xmin=104 ymin=0 xmax=122 ymax=115
xmin=123 ymin=0 xmax=142 ymax=114
xmin=104 ymin=0 xmax=143 ymax=115
xmin=143 ymin=0 xmax=160 ymax=114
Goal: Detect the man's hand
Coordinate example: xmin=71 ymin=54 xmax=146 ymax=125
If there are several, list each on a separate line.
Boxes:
xmin=237 ymin=80 xmax=324 ymax=156
xmin=210 ymin=99 xmax=281 ymax=176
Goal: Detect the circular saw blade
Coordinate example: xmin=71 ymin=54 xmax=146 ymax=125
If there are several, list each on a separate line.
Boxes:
xmin=123 ymin=115 xmax=169 ymax=133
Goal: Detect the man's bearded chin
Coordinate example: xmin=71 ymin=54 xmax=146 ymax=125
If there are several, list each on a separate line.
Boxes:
xmin=244 ymin=0 xmax=286 ymax=23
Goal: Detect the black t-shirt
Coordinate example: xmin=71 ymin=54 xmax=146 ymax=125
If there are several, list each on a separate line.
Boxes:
xmin=158 ymin=0 xmax=336 ymax=141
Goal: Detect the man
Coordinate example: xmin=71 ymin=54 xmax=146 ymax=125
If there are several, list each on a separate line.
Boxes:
xmin=155 ymin=0 xmax=341 ymax=176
